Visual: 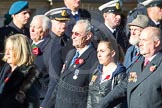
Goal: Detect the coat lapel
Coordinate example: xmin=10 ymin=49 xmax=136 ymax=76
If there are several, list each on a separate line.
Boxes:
xmin=37 ymin=35 xmax=51 ymax=52
xmin=129 ymin=52 xmax=162 ymax=92
xmin=61 ymin=47 xmax=94 ymax=78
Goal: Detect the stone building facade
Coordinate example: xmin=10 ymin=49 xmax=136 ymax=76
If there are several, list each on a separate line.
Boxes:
xmin=0 ymin=0 xmax=137 ymax=27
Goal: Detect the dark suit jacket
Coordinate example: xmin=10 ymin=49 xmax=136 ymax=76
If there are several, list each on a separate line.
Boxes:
xmin=0 ymin=21 xmax=29 ymax=53
xmin=33 ymin=34 xmax=64 ymax=107
xmin=97 ymin=24 xmax=129 ymax=53
xmin=40 ymin=34 xmax=64 ymax=108
xmin=65 ymin=8 xmax=91 ymax=37
xmin=97 ymin=52 xmax=162 ymax=108
xmin=0 ymin=63 xmax=39 ymax=108
xmin=53 ymin=45 xmax=98 ymax=108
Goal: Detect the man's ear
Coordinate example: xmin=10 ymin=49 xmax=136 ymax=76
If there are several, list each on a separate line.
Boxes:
xmin=86 ymin=32 xmax=93 ymax=40
xmin=155 ymin=39 xmax=160 ymax=47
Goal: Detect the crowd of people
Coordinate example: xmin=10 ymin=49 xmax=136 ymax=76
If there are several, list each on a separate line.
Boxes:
xmin=0 ymin=0 xmax=162 ymax=108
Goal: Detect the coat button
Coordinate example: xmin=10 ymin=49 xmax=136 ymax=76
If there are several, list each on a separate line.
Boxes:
xmin=138 ymin=93 xmax=142 ymax=96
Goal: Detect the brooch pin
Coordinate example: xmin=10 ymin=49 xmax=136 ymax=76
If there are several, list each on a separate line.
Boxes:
xmin=150 ymin=64 xmax=157 ymax=72
xmin=73 ymin=69 xmax=79 ymax=80
xmin=128 ymin=72 xmax=137 ymax=82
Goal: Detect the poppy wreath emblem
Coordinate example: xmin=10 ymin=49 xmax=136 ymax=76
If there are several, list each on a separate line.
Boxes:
xmin=32 ymin=44 xmax=41 ymax=56
xmin=150 ymin=64 xmax=157 ymax=72
xmin=128 ymin=72 xmax=137 ymax=82
xmin=75 ymin=58 xmax=84 ymax=65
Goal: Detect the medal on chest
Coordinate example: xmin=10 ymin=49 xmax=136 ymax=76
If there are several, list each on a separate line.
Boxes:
xmin=73 ymin=69 xmax=79 ymax=80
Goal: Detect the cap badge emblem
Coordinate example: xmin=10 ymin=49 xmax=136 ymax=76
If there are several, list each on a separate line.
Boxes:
xmin=61 ymin=10 xmax=68 ymax=17
xmin=116 ymin=2 xmax=120 ymax=10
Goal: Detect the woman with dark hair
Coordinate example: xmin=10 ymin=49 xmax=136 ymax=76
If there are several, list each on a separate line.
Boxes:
xmin=87 ymin=40 xmax=127 ymax=108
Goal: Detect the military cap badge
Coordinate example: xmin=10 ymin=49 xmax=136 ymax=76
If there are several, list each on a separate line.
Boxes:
xmin=61 ymin=10 xmax=68 ymax=17
xmin=116 ymin=2 xmax=120 ymax=10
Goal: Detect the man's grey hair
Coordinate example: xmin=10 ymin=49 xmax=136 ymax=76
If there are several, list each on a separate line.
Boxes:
xmin=75 ymin=19 xmax=92 ymax=33
xmin=32 ymin=15 xmax=52 ymax=32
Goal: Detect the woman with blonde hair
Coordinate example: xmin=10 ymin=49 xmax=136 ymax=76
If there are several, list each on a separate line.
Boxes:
xmin=0 ymin=34 xmax=40 ymax=108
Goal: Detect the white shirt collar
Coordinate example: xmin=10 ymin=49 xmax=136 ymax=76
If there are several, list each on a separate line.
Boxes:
xmin=105 ymin=23 xmax=116 ymax=33
xmin=71 ymin=11 xmax=78 ymax=16
xmin=32 ymin=39 xmax=44 ymax=45
xmin=77 ymin=43 xmax=91 ymax=57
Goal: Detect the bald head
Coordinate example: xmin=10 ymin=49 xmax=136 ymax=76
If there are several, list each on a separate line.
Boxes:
xmin=139 ymin=26 xmax=162 ymax=58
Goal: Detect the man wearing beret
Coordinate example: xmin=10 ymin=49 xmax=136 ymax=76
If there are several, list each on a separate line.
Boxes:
xmin=0 ymin=1 xmax=30 ymax=70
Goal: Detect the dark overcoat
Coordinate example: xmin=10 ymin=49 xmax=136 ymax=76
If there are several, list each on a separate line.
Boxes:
xmin=0 ymin=63 xmax=39 ymax=108
xmin=54 ymin=46 xmax=98 ymax=108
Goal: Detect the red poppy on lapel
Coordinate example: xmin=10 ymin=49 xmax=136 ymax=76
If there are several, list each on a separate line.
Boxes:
xmin=150 ymin=65 xmax=157 ymax=72
xmin=4 ymin=77 xmax=9 ymax=83
xmin=75 ymin=58 xmax=84 ymax=65
xmin=104 ymin=75 xmax=111 ymax=80
xmin=32 ymin=44 xmax=41 ymax=56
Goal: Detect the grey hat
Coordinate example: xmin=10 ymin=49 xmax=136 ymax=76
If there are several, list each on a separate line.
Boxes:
xmin=128 ymin=15 xmax=149 ymax=28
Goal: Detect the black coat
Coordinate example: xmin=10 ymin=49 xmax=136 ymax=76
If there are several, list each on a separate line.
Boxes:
xmin=0 ymin=21 xmax=30 ymax=53
xmin=0 ymin=63 xmax=39 ymax=108
xmin=33 ymin=35 xmax=63 ymax=107
xmin=87 ymin=63 xmax=126 ymax=108
xmin=53 ymin=46 xmax=98 ymax=108
xmin=96 ymin=24 xmax=129 ymax=53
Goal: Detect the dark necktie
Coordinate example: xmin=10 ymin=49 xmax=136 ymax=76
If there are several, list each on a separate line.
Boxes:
xmin=74 ymin=14 xmax=79 ymax=21
xmin=113 ymin=30 xmax=116 ymax=38
xmin=70 ymin=52 xmax=79 ymax=66
xmin=156 ymin=24 xmax=160 ymax=28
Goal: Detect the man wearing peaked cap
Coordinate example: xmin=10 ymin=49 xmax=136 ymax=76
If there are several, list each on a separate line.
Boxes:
xmin=99 ymin=0 xmax=122 ymax=13
xmin=95 ymin=0 xmax=129 ymax=62
xmin=40 ymin=8 xmax=73 ymax=108
xmin=45 ymin=8 xmax=72 ymax=61
xmin=0 ymin=1 xmax=30 ymax=70
xmin=142 ymin=0 xmax=162 ymax=8
xmin=45 ymin=7 xmax=70 ymax=21
xmin=124 ymin=15 xmax=149 ymax=73
xmin=135 ymin=0 xmax=162 ymax=29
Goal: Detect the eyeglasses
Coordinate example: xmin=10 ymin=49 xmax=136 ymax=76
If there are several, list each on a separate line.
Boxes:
xmin=72 ymin=32 xmax=84 ymax=37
